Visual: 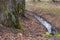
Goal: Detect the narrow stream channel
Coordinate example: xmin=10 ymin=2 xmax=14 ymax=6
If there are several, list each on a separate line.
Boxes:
xmin=33 ymin=14 xmax=57 ymax=34
xmin=26 ymin=10 xmax=58 ymax=34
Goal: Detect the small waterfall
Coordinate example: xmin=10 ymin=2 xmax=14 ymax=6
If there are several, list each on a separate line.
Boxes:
xmin=26 ymin=10 xmax=58 ymax=34
xmin=33 ymin=14 xmax=57 ymax=34
xmin=34 ymin=14 xmax=52 ymax=33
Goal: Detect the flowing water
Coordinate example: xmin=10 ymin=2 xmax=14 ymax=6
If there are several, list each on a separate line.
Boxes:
xmin=26 ymin=10 xmax=58 ymax=34
xmin=33 ymin=14 xmax=57 ymax=34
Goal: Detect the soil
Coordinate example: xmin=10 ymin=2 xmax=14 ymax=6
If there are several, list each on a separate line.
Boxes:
xmin=21 ymin=3 xmax=60 ymax=40
xmin=0 ymin=2 xmax=60 ymax=40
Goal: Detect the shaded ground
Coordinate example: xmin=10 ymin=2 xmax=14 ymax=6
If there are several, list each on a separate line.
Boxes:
xmin=0 ymin=2 xmax=60 ymax=40
xmin=0 ymin=24 xmax=60 ymax=40
xmin=25 ymin=2 xmax=60 ymax=30
xmin=21 ymin=2 xmax=60 ymax=40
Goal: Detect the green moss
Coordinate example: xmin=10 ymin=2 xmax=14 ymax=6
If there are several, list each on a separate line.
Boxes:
xmin=54 ymin=32 xmax=60 ymax=36
xmin=16 ymin=3 xmax=23 ymax=12
xmin=15 ymin=18 xmax=23 ymax=30
xmin=45 ymin=32 xmax=60 ymax=37
xmin=45 ymin=32 xmax=51 ymax=37
xmin=0 ymin=1 xmax=24 ymax=30
xmin=16 ymin=3 xmax=25 ymax=17
xmin=11 ymin=13 xmax=23 ymax=30
xmin=10 ymin=3 xmax=24 ymax=30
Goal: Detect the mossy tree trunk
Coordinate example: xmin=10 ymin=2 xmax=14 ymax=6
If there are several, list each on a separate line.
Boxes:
xmin=0 ymin=0 xmax=25 ymax=30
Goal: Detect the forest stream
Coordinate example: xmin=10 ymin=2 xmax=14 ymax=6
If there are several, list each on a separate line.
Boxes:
xmin=25 ymin=10 xmax=58 ymax=35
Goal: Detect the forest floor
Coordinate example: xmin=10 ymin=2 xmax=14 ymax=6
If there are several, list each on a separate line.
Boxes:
xmin=21 ymin=2 xmax=60 ymax=40
xmin=0 ymin=2 xmax=60 ymax=40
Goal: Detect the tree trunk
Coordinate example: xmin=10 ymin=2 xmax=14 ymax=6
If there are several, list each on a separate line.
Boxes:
xmin=52 ymin=0 xmax=56 ymax=2
xmin=0 ymin=0 xmax=25 ymax=30
xmin=37 ymin=0 xmax=40 ymax=2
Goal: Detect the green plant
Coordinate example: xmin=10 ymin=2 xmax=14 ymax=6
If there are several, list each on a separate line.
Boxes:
xmin=54 ymin=32 xmax=60 ymax=36
xmin=45 ymin=32 xmax=60 ymax=37
xmin=45 ymin=32 xmax=51 ymax=37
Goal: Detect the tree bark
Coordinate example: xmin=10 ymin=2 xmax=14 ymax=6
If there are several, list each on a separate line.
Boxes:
xmin=0 ymin=0 xmax=25 ymax=30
